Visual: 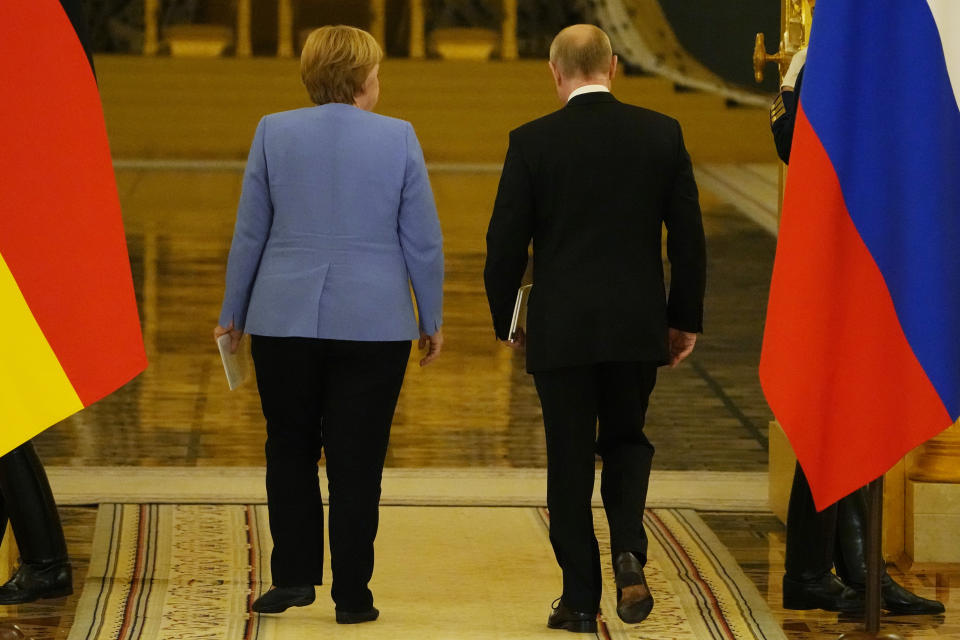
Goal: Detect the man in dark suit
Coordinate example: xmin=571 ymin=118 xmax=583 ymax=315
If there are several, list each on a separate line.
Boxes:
xmin=484 ymin=24 xmax=706 ymax=633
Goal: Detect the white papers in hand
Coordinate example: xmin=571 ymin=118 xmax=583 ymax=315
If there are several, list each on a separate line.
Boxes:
xmin=216 ymin=334 xmax=247 ymax=390
xmin=509 ymin=284 xmax=532 ymax=342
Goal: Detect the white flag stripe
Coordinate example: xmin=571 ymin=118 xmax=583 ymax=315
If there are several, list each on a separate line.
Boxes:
xmin=927 ymin=0 xmax=960 ymax=112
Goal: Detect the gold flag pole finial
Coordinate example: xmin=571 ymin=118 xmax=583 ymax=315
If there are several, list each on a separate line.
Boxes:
xmin=753 ymin=32 xmax=784 ymax=83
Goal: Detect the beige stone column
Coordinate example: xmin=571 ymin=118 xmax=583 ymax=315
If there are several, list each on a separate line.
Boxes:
xmin=906 ymin=420 xmax=960 ymax=563
xmin=909 ymin=420 xmax=960 ymax=482
xmin=236 ymin=0 xmax=252 ymax=57
xmin=370 ymin=0 xmax=387 ymax=54
xmin=409 ymin=0 xmax=425 ymax=59
xmin=278 ymin=0 xmax=294 ymax=57
xmin=500 ymin=0 xmax=518 ymax=60
xmin=768 ymin=421 xmax=906 ymax=562
xmin=143 ymin=0 xmax=160 ymax=55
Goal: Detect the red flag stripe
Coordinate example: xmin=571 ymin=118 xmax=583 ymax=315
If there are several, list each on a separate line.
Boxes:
xmin=759 ymin=106 xmax=952 ymax=510
xmin=0 ymin=1 xmax=146 ymax=406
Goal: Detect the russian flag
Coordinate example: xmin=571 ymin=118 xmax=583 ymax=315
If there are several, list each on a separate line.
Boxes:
xmin=0 ymin=1 xmax=147 ymax=456
xmin=760 ymin=0 xmax=960 ymax=511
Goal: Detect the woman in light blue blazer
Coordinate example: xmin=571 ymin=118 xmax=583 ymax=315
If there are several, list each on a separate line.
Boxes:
xmin=214 ymin=25 xmax=443 ymax=623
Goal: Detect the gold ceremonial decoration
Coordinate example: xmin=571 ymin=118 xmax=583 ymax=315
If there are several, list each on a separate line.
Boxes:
xmin=753 ymin=0 xmax=814 ymax=83
xmin=753 ymin=33 xmax=783 ymax=84
xmin=411 ymin=0 xmax=518 ymax=60
xmin=141 ymin=0 xmax=515 ymax=60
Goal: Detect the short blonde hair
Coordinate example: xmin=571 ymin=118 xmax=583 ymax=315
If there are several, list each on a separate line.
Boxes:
xmin=549 ymin=25 xmax=613 ymax=79
xmin=300 ymin=25 xmax=383 ymax=105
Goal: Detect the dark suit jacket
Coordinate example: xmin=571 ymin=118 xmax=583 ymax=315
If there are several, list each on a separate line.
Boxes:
xmin=771 ymin=68 xmax=803 ymax=163
xmin=484 ymin=91 xmax=706 ymax=372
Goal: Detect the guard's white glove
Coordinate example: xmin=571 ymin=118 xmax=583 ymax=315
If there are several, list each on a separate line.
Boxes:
xmin=781 ymin=47 xmax=807 ymax=89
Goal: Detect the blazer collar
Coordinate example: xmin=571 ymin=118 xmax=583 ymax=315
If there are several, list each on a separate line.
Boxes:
xmin=565 ymin=91 xmax=618 ymax=107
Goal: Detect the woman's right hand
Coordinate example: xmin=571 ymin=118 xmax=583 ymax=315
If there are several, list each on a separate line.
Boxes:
xmin=418 ymin=328 xmax=443 ymax=367
xmin=214 ymin=322 xmax=244 ymax=353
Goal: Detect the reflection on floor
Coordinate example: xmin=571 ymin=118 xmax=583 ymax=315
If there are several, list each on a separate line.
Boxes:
xmin=33 ymin=171 xmax=774 ymax=471
xmin=0 ymin=508 xmax=95 ymax=640
xmin=2 ymin=507 xmax=958 ymax=640
xmin=703 ymin=512 xmax=960 ymax=640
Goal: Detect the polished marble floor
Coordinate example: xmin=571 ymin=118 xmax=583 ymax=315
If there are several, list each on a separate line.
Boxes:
xmin=703 ymin=512 xmax=960 ymax=640
xmin=28 ymin=56 xmax=779 ymax=472
xmin=32 ymin=171 xmax=774 ymax=472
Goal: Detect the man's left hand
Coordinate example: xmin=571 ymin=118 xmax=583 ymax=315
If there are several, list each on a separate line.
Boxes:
xmin=500 ymin=328 xmax=525 ymax=350
xmin=668 ymin=328 xmax=697 ymax=367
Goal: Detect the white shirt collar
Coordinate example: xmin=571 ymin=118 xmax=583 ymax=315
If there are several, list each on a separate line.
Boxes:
xmin=567 ymin=84 xmax=611 ymax=102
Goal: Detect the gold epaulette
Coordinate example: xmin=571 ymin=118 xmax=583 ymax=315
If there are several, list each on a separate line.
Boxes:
xmin=770 ymin=94 xmax=786 ymax=125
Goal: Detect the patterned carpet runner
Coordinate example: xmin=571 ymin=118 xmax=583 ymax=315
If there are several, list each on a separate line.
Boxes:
xmin=68 ymin=504 xmax=784 ymax=640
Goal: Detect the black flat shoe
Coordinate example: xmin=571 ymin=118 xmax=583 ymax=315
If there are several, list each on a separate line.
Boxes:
xmin=0 ymin=561 xmax=72 ymax=605
xmin=335 ymin=606 xmax=379 ymax=624
xmin=614 ymin=552 xmax=654 ymax=623
xmin=783 ymin=573 xmax=864 ymax=612
xmin=547 ymin=598 xmax=597 ymax=633
xmin=251 ymin=586 xmax=315 ymax=613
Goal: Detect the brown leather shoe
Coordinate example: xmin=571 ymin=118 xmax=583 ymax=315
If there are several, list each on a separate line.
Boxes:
xmin=547 ymin=598 xmax=597 ymax=633
xmin=614 ymin=552 xmax=654 ymax=623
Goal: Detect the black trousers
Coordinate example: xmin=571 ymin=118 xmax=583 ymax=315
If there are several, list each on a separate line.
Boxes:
xmin=785 ymin=463 xmax=837 ymax=581
xmin=0 ymin=441 xmax=68 ymax=565
xmin=533 ymin=361 xmax=658 ymax=613
xmin=250 ymin=335 xmax=410 ymax=611
xmin=785 ymin=463 xmax=880 ymax=586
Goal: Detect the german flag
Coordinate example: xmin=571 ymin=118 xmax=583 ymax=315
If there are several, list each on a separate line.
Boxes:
xmin=0 ymin=1 xmax=147 ymax=456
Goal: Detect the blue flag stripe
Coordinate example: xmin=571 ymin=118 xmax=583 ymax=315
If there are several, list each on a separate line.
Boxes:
xmin=801 ymin=0 xmax=960 ymax=418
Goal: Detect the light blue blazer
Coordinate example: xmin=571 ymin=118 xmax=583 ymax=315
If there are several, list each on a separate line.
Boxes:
xmin=219 ymin=104 xmax=444 ymax=341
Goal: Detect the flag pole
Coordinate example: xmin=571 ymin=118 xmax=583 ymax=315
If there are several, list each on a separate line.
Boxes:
xmin=838 ymin=476 xmax=904 ymax=640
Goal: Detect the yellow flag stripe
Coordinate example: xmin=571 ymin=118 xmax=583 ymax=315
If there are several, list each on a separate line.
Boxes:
xmin=0 ymin=252 xmax=83 ymax=455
